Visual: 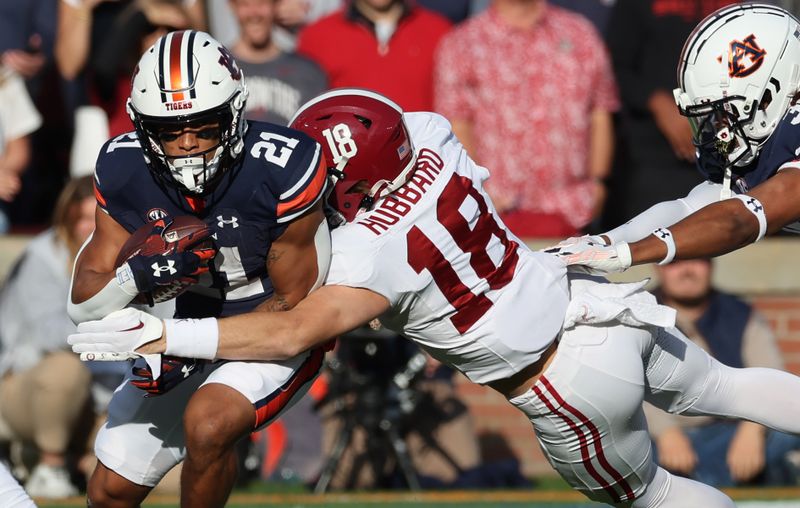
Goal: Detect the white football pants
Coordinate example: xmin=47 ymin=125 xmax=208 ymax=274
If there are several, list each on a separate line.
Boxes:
xmin=508 ymin=322 xmax=800 ymax=507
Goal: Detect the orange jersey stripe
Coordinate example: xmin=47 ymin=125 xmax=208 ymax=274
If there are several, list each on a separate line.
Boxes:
xmin=169 ymin=31 xmax=185 ymax=102
xmin=276 ymin=156 xmax=326 ymax=217
xmin=93 ymin=180 xmax=107 ymax=208
xmin=253 ymin=348 xmax=324 ymax=428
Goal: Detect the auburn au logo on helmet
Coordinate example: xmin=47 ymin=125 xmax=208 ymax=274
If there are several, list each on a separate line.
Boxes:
xmin=728 ymin=34 xmax=766 ymax=78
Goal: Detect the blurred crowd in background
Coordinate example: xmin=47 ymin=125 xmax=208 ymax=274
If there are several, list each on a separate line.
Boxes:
xmin=2 ymin=0 xmax=800 ymax=500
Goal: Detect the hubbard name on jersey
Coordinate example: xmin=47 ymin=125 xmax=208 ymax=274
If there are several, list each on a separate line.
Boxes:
xmin=326 ymin=112 xmax=570 ymax=385
xmin=94 ymin=120 xmax=327 ymax=318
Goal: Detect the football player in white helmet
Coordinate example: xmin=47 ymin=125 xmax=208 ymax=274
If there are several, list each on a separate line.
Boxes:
xmin=545 ymin=3 xmax=800 ymax=274
xmin=127 ymin=30 xmax=248 ymax=195
xmin=69 ymin=88 xmax=800 ymax=507
xmin=69 ymin=30 xmax=331 ymax=508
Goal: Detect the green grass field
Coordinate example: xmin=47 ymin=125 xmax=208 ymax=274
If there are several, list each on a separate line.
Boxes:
xmin=33 ymin=486 xmax=800 ymax=508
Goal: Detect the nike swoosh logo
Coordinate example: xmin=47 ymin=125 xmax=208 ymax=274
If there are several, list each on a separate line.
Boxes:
xmin=122 ymin=321 xmax=145 ymax=332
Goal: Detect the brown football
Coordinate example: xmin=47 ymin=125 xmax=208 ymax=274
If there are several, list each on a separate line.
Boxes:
xmin=116 ymin=216 xmax=213 ymax=304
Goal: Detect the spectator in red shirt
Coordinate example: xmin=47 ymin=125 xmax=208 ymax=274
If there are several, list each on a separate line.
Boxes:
xmin=297 ymin=0 xmax=451 ymax=111
xmin=434 ymin=0 xmax=619 ymax=238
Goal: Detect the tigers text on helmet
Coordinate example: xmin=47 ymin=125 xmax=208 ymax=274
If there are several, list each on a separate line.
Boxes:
xmin=289 ymin=88 xmax=416 ymax=222
xmin=128 ymin=30 xmax=248 ymax=195
xmin=675 ymin=4 xmax=800 ymax=180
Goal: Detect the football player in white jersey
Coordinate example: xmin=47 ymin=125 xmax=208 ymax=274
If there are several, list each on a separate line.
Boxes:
xmin=68 ymin=89 xmax=800 ymax=507
xmin=545 ymin=4 xmax=800 ymax=274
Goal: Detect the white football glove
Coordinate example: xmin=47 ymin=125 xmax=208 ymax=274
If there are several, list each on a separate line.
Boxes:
xmin=68 ymin=308 xmax=165 ymax=377
xmin=542 ymin=234 xmax=609 ymax=251
xmin=542 ymin=237 xmax=632 ymax=275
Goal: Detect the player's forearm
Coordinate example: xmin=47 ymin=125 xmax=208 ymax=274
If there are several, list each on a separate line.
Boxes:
xmin=68 ymin=269 xmax=138 ymax=323
xmin=628 ymin=200 xmax=758 ymax=265
xmin=605 ymin=199 xmax=694 ymax=244
xmin=216 ymin=312 xmax=310 ymax=360
xmin=69 ymin=241 xmax=137 ymax=324
xmin=605 ymin=182 xmax=722 ymax=244
xmin=136 ymin=312 xmax=317 ymax=361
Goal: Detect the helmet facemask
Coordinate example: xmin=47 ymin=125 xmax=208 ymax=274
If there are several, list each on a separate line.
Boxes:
xmin=678 ymin=93 xmax=761 ymax=174
xmin=130 ymin=92 xmax=246 ymax=195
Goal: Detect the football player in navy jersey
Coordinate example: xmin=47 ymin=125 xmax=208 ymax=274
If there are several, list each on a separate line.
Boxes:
xmin=67 ymin=30 xmax=331 ymax=507
xmin=543 ymin=4 xmax=800 ymax=274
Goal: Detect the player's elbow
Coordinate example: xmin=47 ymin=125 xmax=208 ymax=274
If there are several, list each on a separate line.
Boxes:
xmin=279 ymin=321 xmax=323 ymax=359
xmin=721 ymin=206 xmax=761 ymax=247
xmin=67 ymin=298 xmax=99 ymax=325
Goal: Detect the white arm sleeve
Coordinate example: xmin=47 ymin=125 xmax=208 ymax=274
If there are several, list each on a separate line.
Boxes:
xmin=604 ymin=181 xmax=723 ymax=244
xmin=67 ymin=234 xmax=138 ymax=324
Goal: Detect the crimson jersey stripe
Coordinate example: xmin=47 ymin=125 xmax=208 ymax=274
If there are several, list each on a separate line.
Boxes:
xmin=252 ymin=348 xmax=324 ymax=429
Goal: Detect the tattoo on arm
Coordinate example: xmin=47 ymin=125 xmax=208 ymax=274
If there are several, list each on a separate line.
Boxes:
xmin=266 ymin=295 xmax=290 ymax=312
xmin=266 ymin=249 xmax=282 ymax=269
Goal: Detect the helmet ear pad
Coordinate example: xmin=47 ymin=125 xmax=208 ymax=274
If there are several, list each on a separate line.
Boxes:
xmin=127 ymin=30 xmax=248 ymax=195
xmin=675 ymin=4 xmax=800 ymax=170
xmin=290 ymin=88 xmax=416 ymax=221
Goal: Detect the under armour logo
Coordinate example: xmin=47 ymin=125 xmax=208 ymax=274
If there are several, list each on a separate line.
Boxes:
xmin=151 ymin=260 xmax=177 ymax=277
xmin=217 ymin=215 xmax=239 ymax=228
xmin=746 ymin=197 xmax=763 ymax=213
xmin=181 ymin=363 xmax=195 ymax=378
xmin=654 ymin=228 xmax=671 ymax=239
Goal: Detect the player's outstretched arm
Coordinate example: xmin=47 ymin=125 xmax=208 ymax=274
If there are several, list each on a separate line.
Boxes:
xmin=547 ymin=169 xmax=800 ymax=273
xmin=68 ymin=206 xmax=135 ymax=323
xmin=214 ymin=285 xmax=389 ymax=360
xmin=259 ymin=201 xmax=329 ymax=313
xmin=603 ymin=180 xmax=723 ymax=244
xmin=68 ymin=284 xmax=391 ymax=362
xmin=626 ymin=168 xmax=800 ymax=265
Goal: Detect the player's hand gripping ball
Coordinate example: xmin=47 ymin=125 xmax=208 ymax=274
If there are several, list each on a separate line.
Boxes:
xmin=115 ymin=215 xmax=216 ymax=305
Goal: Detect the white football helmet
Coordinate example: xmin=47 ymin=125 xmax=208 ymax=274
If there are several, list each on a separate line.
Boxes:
xmin=674 ymin=3 xmax=800 ymax=175
xmin=128 ymin=30 xmax=248 ymax=195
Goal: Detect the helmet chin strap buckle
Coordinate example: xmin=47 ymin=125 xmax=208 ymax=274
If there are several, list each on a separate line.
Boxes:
xmin=170 ymin=156 xmax=205 ymax=193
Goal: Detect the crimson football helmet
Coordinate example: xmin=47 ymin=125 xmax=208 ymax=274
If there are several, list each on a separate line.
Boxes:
xmin=289 ymin=88 xmax=416 ymax=222
xmin=128 ymin=30 xmax=248 ymax=195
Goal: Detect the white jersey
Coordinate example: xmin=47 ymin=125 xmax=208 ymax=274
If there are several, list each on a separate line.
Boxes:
xmin=326 ymin=112 xmax=569 ymax=384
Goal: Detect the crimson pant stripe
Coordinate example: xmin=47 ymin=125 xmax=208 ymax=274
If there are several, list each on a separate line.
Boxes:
xmin=532 ymin=383 xmax=621 ymax=503
xmin=187 ymin=30 xmax=196 ymax=99
xmin=252 ymin=348 xmax=324 ymax=429
xmin=541 ymin=376 xmax=635 ymax=501
xmin=157 ymin=35 xmax=167 ymax=103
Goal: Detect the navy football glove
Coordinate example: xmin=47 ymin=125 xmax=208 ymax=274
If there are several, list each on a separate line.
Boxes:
xmin=130 ymin=355 xmax=206 ymax=396
xmin=123 ymin=218 xmax=215 ymax=294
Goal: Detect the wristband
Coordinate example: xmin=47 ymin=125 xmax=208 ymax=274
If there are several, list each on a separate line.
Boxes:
xmin=164 ymin=318 xmax=219 ymax=360
xmin=732 ymin=194 xmax=767 ymax=242
xmin=652 ymin=228 xmax=676 ymax=265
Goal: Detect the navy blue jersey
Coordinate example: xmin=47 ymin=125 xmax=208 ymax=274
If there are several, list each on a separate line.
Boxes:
xmin=696 ymin=106 xmax=800 ymax=234
xmin=94 ymin=120 xmax=327 ymax=318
